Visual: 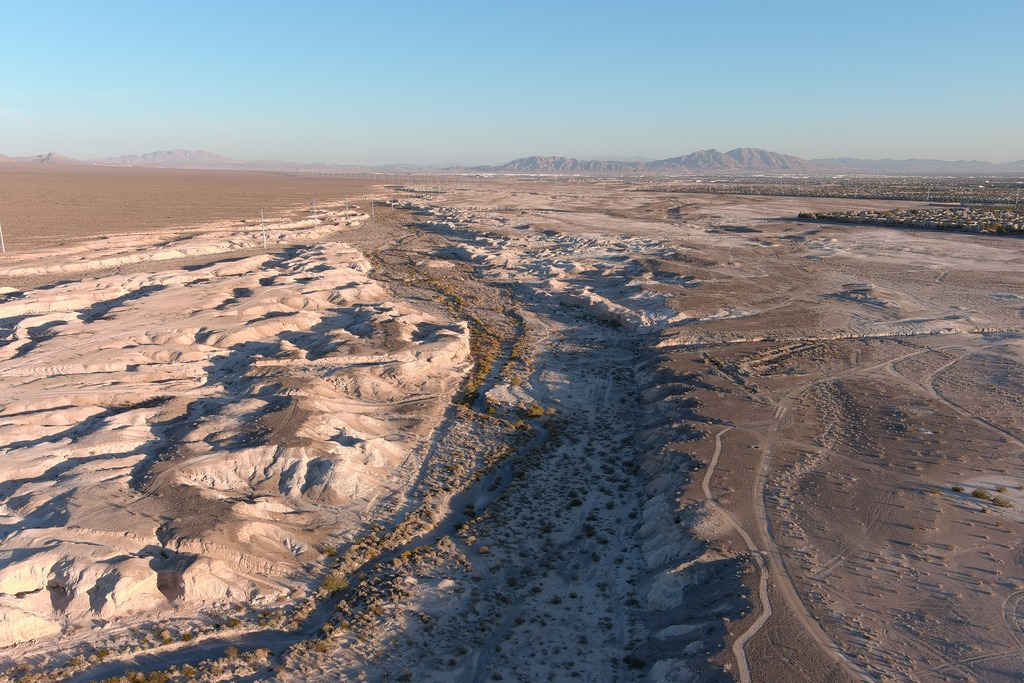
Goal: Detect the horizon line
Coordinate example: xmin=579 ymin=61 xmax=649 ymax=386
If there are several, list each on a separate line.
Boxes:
xmin=3 ymin=146 xmax=1024 ymax=170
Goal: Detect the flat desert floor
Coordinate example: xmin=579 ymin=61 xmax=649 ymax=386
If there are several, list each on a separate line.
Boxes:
xmin=1 ymin=168 xmax=1023 ymax=682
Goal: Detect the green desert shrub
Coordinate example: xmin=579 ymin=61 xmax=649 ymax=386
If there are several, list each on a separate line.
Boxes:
xmin=523 ymin=404 xmax=545 ymax=418
xmin=322 ymin=571 xmax=349 ymax=594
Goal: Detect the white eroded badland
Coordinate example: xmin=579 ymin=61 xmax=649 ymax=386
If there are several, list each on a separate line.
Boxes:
xmin=0 ymin=211 xmax=469 ymax=647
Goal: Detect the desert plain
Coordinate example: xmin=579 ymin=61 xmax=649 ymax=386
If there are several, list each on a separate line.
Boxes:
xmin=0 ymin=165 xmax=1023 ymax=682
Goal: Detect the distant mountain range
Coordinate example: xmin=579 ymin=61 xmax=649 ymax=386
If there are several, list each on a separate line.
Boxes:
xmin=0 ymin=149 xmax=392 ymax=172
xmin=0 ymin=152 xmax=82 ymax=165
xmin=102 ymin=149 xmax=244 ymax=168
xmin=476 ymin=148 xmax=819 ymax=174
xmin=475 ymin=149 xmax=1024 ymax=175
xmin=1 ymin=147 xmax=1022 ymax=175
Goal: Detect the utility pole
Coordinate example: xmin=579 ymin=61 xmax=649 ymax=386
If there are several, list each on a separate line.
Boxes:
xmin=261 ymin=210 xmax=267 ymax=249
xmin=0 ymin=221 xmax=5 ymax=252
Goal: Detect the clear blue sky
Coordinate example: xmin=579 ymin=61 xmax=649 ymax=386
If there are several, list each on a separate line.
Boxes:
xmin=2 ymin=1 xmax=1022 ymax=165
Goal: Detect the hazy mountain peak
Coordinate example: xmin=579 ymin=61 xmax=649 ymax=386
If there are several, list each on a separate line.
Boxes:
xmin=98 ymin=149 xmax=239 ymax=168
xmin=9 ymin=152 xmax=84 ymax=165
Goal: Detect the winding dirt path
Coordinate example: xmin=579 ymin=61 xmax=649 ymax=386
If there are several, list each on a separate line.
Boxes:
xmin=750 ymin=399 xmax=869 ymax=682
xmin=730 ymin=349 xmax=926 ymax=681
xmin=702 ymin=425 xmax=773 ymax=683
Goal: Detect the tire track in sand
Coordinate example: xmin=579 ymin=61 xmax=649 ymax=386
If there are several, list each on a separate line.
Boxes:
xmin=702 ymin=425 xmax=772 ymax=683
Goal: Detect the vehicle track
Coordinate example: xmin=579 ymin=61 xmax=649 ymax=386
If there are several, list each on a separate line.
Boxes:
xmin=704 ymin=425 xmax=774 ymax=683
xmin=1003 ymin=590 xmax=1024 ymax=648
xmin=736 ymin=351 xmax=928 ymax=681
xmin=926 ymin=353 xmax=1024 ymax=451
xmin=752 ymin=397 xmax=870 ymax=681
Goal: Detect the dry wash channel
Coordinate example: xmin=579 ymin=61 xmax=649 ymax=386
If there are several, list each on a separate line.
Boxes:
xmin=2 ymin=178 xmax=1024 ymax=683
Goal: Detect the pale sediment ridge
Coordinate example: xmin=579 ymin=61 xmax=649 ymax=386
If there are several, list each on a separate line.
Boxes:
xmin=0 ymin=208 xmax=472 ymax=651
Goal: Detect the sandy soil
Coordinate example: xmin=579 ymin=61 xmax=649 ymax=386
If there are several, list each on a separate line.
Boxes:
xmin=1 ymin=170 xmax=1023 ymax=682
xmin=0 ymin=163 xmax=376 ymax=249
